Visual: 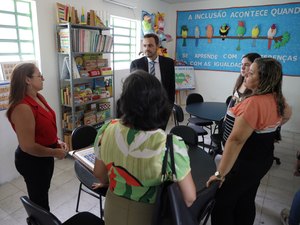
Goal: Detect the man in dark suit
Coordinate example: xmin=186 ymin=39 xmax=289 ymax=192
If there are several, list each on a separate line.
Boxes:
xmin=130 ymin=33 xmax=175 ymax=104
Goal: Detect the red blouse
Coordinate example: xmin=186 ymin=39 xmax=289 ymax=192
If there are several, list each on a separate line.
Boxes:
xmin=9 ymin=94 xmax=58 ymax=147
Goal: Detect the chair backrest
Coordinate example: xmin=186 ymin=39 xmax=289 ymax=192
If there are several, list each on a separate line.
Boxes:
xmin=225 ymin=95 xmax=232 ymax=106
xmin=166 ymin=181 xmax=220 ymax=225
xmin=173 ymin=104 xmax=184 ymax=125
xmin=20 ymin=196 xmax=62 ymax=225
xmin=71 ymin=125 xmax=97 ymax=150
xmin=189 ymin=180 xmax=220 ymax=223
xmin=186 ymin=93 xmax=204 ymax=105
xmin=167 ymin=183 xmax=198 ymax=225
xmin=170 ymin=125 xmax=198 ymax=146
xmin=74 ymin=160 xmax=101 ymax=191
xmin=217 ymin=117 xmax=225 ymax=135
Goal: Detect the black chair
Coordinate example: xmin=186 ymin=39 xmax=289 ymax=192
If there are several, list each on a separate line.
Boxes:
xmin=225 ymin=95 xmax=232 ymax=106
xmin=168 ymin=125 xmax=219 ymax=225
xmin=71 ymin=125 xmax=98 ymax=150
xmin=273 ymin=126 xmax=282 ymax=165
xmin=173 ymin=104 xmax=208 ymax=147
xmin=170 ymin=125 xmax=216 ymax=190
xmin=168 ymin=181 xmax=219 ymax=225
xmin=71 ymin=125 xmax=107 ymax=219
xmin=20 ymin=196 xmax=105 ymax=225
xmin=186 ymin=93 xmax=213 ymax=134
xmin=209 ymin=117 xmax=225 ymax=158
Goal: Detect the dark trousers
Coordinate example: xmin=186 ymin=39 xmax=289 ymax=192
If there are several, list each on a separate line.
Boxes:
xmin=211 ymin=157 xmax=273 ymax=225
xmin=15 ymin=146 xmax=54 ymax=211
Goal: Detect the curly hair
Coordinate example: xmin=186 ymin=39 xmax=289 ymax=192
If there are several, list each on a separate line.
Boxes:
xmin=233 ymin=53 xmax=261 ymax=96
xmin=252 ymin=58 xmax=285 ymax=116
xmin=119 ymin=70 xmax=171 ymax=130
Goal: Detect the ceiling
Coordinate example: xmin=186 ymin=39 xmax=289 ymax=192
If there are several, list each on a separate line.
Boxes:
xmin=160 ymin=0 xmax=202 ymax=3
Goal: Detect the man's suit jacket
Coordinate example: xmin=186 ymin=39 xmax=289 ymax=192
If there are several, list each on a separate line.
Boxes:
xmin=130 ymin=56 xmax=175 ymax=104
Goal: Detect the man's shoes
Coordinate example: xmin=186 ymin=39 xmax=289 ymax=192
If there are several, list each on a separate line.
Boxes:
xmin=280 ymin=208 xmax=289 ymax=225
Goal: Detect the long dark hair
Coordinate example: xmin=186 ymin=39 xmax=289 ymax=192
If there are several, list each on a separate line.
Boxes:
xmin=119 ymin=70 xmax=171 ymax=130
xmin=233 ymin=53 xmax=261 ymax=96
xmin=252 ymin=58 xmax=285 ymax=116
xmin=6 ymin=63 xmax=36 ymax=119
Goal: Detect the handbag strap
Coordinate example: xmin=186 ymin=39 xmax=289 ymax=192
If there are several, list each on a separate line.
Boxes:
xmin=161 ymin=134 xmax=177 ymax=181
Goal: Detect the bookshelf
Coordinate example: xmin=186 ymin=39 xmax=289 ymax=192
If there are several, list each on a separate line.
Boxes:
xmin=56 ymin=23 xmax=114 ymax=147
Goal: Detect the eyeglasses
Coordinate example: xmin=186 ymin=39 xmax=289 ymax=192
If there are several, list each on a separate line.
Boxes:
xmin=31 ymin=74 xmax=44 ymax=79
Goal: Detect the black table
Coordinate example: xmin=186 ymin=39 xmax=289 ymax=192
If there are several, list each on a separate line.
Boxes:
xmin=186 ymin=102 xmax=227 ymax=122
xmin=188 ymin=147 xmax=216 ymax=191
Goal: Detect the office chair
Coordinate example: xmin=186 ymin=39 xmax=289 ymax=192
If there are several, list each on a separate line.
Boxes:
xmin=186 ymin=93 xmax=213 ymax=134
xmin=20 ymin=196 xmax=105 ymax=225
xmin=168 ymin=126 xmax=219 ymax=225
xmin=170 ymin=125 xmax=216 ymax=190
xmin=71 ymin=125 xmax=107 ymax=219
xmin=225 ymin=95 xmax=232 ymax=106
xmin=168 ymin=181 xmax=220 ymax=225
xmin=209 ymin=117 xmax=225 ymax=158
xmin=173 ymin=104 xmax=208 ymax=148
xmin=273 ymin=126 xmax=282 ymax=165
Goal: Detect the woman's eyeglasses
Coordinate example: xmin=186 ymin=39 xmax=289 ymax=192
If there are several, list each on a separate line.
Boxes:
xmin=31 ymin=74 xmax=44 ymax=79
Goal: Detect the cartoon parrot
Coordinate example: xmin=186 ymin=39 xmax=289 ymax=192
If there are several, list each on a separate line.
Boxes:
xmin=251 ymin=25 xmax=260 ymax=47
xmin=236 ymin=21 xmax=246 ymax=51
xmin=219 ymin=23 xmax=230 ymax=40
xmin=206 ymin=24 xmax=213 ymax=43
xmin=181 ymin=25 xmax=188 ymax=47
xmin=267 ymin=24 xmax=277 ymax=50
xmin=195 ymin=25 xmax=200 ymax=47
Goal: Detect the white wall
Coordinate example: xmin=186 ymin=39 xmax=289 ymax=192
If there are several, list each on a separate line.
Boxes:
xmin=0 ymin=0 xmax=299 ymax=184
xmin=165 ymin=0 xmax=300 ymax=133
xmin=0 ymin=0 xmax=169 ymax=184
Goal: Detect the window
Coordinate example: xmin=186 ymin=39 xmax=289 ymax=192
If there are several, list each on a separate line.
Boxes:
xmin=110 ymin=15 xmax=139 ymax=70
xmin=0 ymin=0 xmax=37 ymax=64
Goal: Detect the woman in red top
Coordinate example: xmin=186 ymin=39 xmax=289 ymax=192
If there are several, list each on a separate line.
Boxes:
xmin=6 ymin=63 xmax=68 ymax=211
xmin=207 ymin=58 xmax=292 ymax=225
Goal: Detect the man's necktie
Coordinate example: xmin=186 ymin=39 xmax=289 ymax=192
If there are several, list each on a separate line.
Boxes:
xmin=149 ymin=61 xmax=155 ymax=75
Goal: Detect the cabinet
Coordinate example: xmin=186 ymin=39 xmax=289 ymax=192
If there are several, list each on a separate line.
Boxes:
xmin=56 ymin=23 xmax=114 ymax=146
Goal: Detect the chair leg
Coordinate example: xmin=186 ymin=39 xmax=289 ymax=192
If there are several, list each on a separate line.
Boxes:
xmin=99 ymin=196 xmax=103 ymax=219
xmin=274 ymin=156 xmax=281 ymax=165
xmin=202 ymin=201 xmax=216 ymax=225
xmin=76 ymin=183 xmax=83 ymax=212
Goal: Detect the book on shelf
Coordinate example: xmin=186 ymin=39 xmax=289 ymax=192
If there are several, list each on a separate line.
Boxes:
xmin=58 ymin=28 xmax=70 ymax=53
xmin=61 ymin=57 xmax=80 ymax=79
xmin=69 ymin=29 xmax=112 ymax=53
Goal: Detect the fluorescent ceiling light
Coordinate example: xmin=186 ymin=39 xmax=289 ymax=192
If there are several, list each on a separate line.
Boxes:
xmin=103 ymin=0 xmax=137 ymax=9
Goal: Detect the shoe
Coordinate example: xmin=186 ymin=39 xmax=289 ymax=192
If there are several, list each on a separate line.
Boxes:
xmin=280 ymin=208 xmax=289 ymax=225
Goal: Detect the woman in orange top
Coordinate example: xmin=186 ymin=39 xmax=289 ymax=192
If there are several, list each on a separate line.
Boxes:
xmin=207 ymin=58 xmax=292 ymax=225
xmin=6 ymin=63 xmax=68 ymax=211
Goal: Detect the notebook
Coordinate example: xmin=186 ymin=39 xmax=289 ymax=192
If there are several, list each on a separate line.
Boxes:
xmin=70 ymin=147 xmax=95 ymax=171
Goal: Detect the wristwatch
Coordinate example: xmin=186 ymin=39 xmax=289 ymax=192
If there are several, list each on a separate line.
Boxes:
xmin=214 ymin=171 xmax=223 ymax=179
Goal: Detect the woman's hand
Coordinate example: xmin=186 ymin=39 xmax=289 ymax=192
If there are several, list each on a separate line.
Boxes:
xmin=91 ymin=182 xmax=108 ymax=190
xmin=206 ymin=175 xmax=225 ymax=188
xmin=53 ymin=148 xmax=68 ymax=159
xmin=58 ymin=140 xmax=69 ymax=151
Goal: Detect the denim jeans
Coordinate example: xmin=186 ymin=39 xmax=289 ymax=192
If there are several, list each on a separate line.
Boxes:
xmin=289 ymin=189 xmax=300 ymax=225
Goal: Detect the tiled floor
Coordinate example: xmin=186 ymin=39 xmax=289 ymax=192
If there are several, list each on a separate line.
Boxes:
xmin=0 ymin=118 xmax=299 ymax=225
